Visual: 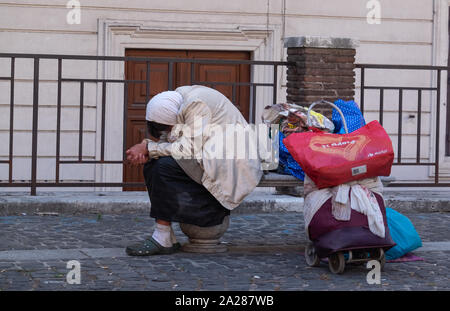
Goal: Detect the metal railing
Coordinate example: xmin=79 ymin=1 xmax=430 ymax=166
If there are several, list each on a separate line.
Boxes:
xmin=357 ymin=63 xmax=450 ymax=187
xmin=0 ymin=53 xmax=449 ymax=194
xmin=0 ymin=53 xmax=287 ymax=194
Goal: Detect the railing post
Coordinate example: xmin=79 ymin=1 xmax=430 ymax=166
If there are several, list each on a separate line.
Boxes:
xmin=379 ymin=88 xmax=384 ymax=125
xmin=251 ymin=85 xmax=257 ymax=124
xmin=123 ymin=80 xmax=128 ymax=162
xmin=397 ymin=89 xmax=403 ymax=164
xmin=273 ymin=64 xmax=278 ymax=106
xmin=78 ymin=81 xmax=84 ymax=162
xmin=100 ymin=81 xmax=106 ymax=163
xmin=417 ymin=89 xmax=422 ymax=164
xmin=435 ymin=69 xmax=441 ymax=184
xmin=55 ymin=58 xmax=62 ymax=183
xmin=360 ymin=67 xmax=365 ymax=114
xmin=30 ymin=57 xmax=40 ymax=195
xmin=9 ymin=57 xmax=15 ymax=184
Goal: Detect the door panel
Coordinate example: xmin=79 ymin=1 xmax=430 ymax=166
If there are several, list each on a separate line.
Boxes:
xmin=123 ymin=49 xmax=251 ymax=189
xmin=123 ymin=119 xmax=148 ymax=187
xmin=198 ymin=64 xmax=235 ymax=99
xmin=124 ymin=50 xmax=186 ymax=190
xmin=189 ymin=51 xmax=250 ymax=120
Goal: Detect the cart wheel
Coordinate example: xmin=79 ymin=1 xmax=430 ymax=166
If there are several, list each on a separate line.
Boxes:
xmin=305 ymin=243 xmax=321 ymax=267
xmin=328 ymin=252 xmax=345 ymax=274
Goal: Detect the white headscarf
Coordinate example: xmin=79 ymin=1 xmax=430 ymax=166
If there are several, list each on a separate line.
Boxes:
xmin=145 ymin=91 xmax=183 ymax=125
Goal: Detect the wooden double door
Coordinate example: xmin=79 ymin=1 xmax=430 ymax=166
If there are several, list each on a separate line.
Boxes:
xmin=123 ymin=49 xmax=251 ymax=189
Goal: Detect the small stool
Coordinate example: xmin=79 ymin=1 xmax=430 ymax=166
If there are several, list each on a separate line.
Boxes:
xmin=180 ymin=216 xmax=230 ymax=253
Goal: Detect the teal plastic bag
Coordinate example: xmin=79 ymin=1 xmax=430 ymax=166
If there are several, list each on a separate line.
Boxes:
xmin=385 ymin=207 xmax=422 ymax=260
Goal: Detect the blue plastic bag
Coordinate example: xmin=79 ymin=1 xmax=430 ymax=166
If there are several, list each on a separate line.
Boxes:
xmin=332 ymin=99 xmax=366 ymax=134
xmin=385 ymin=207 xmax=422 ymax=260
xmin=278 ymin=132 xmax=305 ymax=181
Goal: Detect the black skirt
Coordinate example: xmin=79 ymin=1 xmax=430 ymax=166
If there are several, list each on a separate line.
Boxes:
xmin=143 ymin=156 xmax=230 ymax=227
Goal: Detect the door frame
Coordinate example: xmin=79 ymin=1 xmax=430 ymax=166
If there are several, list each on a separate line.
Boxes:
xmin=428 ymin=0 xmax=450 ymax=177
xmin=94 ymin=18 xmax=282 ymax=189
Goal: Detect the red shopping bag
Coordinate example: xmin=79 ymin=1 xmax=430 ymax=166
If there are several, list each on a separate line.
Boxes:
xmin=283 ymin=120 xmax=394 ymax=189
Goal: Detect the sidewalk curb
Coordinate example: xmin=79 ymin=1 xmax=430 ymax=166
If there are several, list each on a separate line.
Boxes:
xmin=0 ymin=191 xmax=449 ymax=216
xmin=383 ymin=192 xmax=450 ymax=213
xmin=0 ymin=191 xmax=304 ymax=216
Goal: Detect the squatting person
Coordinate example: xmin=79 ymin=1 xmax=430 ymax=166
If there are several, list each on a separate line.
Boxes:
xmin=125 ymin=85 xmax=263 ymax=255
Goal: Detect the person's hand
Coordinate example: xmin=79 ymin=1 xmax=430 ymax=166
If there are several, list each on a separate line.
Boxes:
xmin=126 ymin=141 xmax=149 ymax=165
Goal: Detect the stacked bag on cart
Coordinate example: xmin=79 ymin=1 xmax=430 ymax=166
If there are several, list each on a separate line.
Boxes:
xmin=283 ymin=100 xmax=394 ymax=189
xmin=261 ymin=103 xmax=335 ymax=181
xmin=284 ymin=99 xmax=422 ymax=259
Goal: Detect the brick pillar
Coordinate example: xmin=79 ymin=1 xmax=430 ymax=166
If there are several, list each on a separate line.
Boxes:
xmin=284 ymin=36 xmax=359 ymax=118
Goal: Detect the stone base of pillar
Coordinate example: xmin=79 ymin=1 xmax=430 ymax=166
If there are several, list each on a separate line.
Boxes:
xmin=275 ymin=186 xmax=304 ymax=197
xmin=180 ymin=216 xmax=230 ymax=253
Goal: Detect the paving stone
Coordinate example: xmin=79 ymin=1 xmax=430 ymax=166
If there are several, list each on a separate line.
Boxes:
xmin=0 ymin=212 xmax=449 ymax=290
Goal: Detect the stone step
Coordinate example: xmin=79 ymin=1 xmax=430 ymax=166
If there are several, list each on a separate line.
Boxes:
xmin=0 ymin=187 xmax=449 ymax=216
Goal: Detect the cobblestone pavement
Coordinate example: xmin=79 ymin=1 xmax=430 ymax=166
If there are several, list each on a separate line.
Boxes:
xmin=0 ymin=212 xmax=449 ymax=291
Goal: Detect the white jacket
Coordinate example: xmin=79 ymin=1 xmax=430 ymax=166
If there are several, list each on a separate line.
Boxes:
xmin=145 ymin=85 xmax=263 ymax=210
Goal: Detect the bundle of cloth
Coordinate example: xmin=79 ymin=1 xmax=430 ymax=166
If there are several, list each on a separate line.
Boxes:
xmin=303 ymin=175 xmax=386 ymax=239
xmin=261 ymin=103 xmax=335 ymax=136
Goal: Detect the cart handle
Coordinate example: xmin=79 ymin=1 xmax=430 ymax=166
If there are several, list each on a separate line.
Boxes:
xmin=307 ymin=100 xmax=348 ymax=134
